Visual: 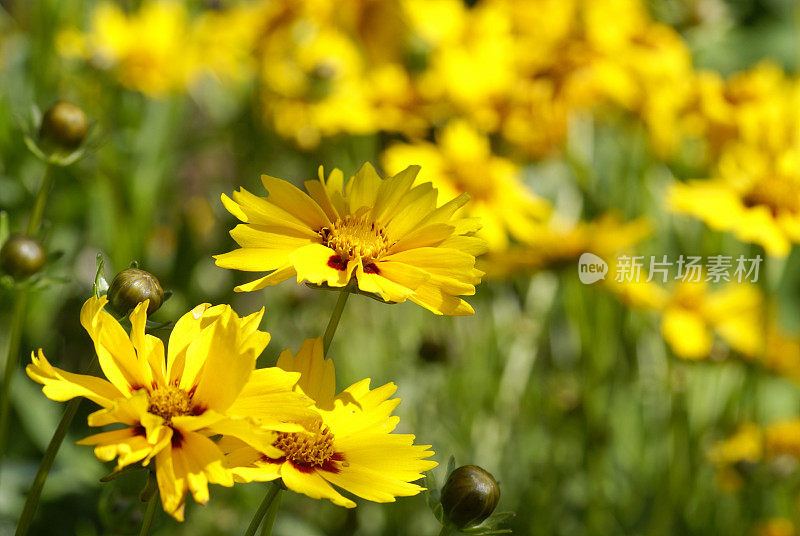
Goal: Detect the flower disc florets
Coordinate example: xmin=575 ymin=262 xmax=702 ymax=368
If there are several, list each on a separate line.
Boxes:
xmin=320 ymin=215 xmax=391 ymax=262
xmin=274 ymin=421 xmax=336 ymax=468
xmin=147 ymin=385 xmax=194 ymax=423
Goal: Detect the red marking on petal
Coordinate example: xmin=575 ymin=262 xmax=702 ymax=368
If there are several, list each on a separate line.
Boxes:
xmin=363 ymin=263 xmax=380 ymax=274
xmin=190 ymin=405 xmax=206 ymax=416
xmin=133 ymin=424 xmax=146 ymax=437
xmin=171 ymin=428 xmax=184 ymax=448
xmin=320 ymin=459 xmax=342 ymax=474
xmin=327 ymin=255 xmax=347 ymax=271
xmin=289 ymin=460 xmax=317 ymax=474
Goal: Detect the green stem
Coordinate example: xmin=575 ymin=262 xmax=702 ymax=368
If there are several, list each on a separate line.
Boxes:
xmin=244 ymin=482 xmax=281 ymax=536
xmin=0 ymin=289 xmax=29 ymax=483
xmin=0 ymin=162 xmax=55 ymax=483
xmin=322 ymin=289 xmax=350 ymax=356
xmin=258 ymin=487 xmax=283 ymax=536
xmin=437 ymin=526 xmax=453 ymax=536
xmin=138 ymin=480 xmax=159 ymax=536
xmin=15 ymin=398 xmax=81 ymax=536
xmin=27 ymin=163 xmax=54 ymax=236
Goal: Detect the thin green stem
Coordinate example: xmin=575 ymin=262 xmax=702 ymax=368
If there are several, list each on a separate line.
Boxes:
xmin=0 ymin=163 xmax=55 ymax=484
xmin=244 ymin=482 xmax=281 ymax=536
xmin=258 ymin=487 xmax=283 ymax=536
xmin=15 ymin=398 xmax=81 ymax=536
xmin=437 ymin=525 xmax=453 ymax=536
xmin=138 ymin=476 xmax=159 ymax=536
xmin=0 ymin=289 xmax=29 ymax=483
xmin=322 ymin=289 xmax=350 ymax=356
xmin=27 ymin=163 xmax=54 ymax=236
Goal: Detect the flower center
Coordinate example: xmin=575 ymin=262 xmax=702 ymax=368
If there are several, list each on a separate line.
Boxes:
xmin=744 ymin=176 xmax=800 ymax=215
xmin=148 ymin=386 xmax=193 ymax=423
xmin=319 ymin=215 xmax=390 ymax=262
xmin=273 ymin=421 xmax=336 ymax=468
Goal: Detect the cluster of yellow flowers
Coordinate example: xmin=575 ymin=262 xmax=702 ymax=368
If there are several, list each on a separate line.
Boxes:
xmin=57 ymin=1 xmax=262 ymax=96
xmin=669 ymin=63 xmax=800 ymax=257
xmin=28 ymin=164 xmax=486 ymax=520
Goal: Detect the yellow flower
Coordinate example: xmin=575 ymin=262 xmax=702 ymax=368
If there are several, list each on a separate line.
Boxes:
xmin=669 ymin=143 xmax=800 ymax=257
xmin=27 ymin=296 xmax=313 ymax=521
xmin=223 ymin=337 xmax=437 ymax=507
xmin=611 ymin=278 xmax=763 ymax=360
xmin=709 ymin=423 xmax=763 ymax=467
xmin=215 ymin=162 xmax=486 ymax=315
xmin=764 ymin=419 xmax=800 ymax=459
xmin=479 ymin=213 xmax=651 ymax=279
xmin=58 ymin=1 xmax=261 ymax=96
xmin=382 ymin=120 xmax=550 ymax=252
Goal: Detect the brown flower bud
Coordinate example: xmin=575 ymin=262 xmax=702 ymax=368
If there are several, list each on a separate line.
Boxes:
xmin=107 ymin=268 xmax=164 ymax=315
xmin=441 ymin=465 xmax=500 ymax=529
xmin=0 ymin=234 xmax=46 ymax=279
xmin=39 ymin=101 xmax=88 ymax=151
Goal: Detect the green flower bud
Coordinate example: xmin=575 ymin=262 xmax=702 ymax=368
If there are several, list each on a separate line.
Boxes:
xmin=0 ymin=234 xmax=46 ymax=279
xmin=39 ymin=101 xmax=88 ymax=151
xmin=107 ymin=268 xmax=164 ymax=315
xmin=440 ymin=465 xmax=500 ymax=529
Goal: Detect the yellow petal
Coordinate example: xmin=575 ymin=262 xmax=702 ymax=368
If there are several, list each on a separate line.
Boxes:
xmin=260 ymin=174 xmax=331 ymax=230
xmin=26 ymin=349 xmax=124 ymax=406
xmin=189 ymin=307 xmax=266 ymax=412
xmin=87 ymin=390 xmax=149 ymax=427
xmin=322 ymin=463 xmax=426 ymax=503
xmin=289 ymin=243 xmax=355 ymax=287
xmin=661 ymin=307 xmax=712 ymax=360
xmin=80 ymin=296 xmax=149 ymax=393
xmin=129 ymin=301 xmax=165 ymax=388
xmin=280 ymin=461 xmax=355 ymax=507
xmin=371 ymin=165 xmax=420 ymax=223
xmin=276 ymin=339 xmax=335 ymax=409
xmin=348 ymin=162 xmax=383 ymax=213
xmin=409 ymin=281 xmax=476 ymax=316
xmin=234 ymin=265 xmax=297 ymax=292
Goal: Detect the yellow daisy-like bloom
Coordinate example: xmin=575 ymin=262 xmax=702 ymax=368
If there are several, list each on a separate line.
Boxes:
xmin=669 ymin=143 xmax=800 ymax=257
xmin=27 ymin=296 xmax=313 ymax=521
xmin=222 ymin=337 xmax=437 ymax=507
xmin=214 ymin=162 xmax=486 ymax=315
xmin=478 ymin=213 xmax=651 ymax=279
xmin=381 ymin=120 xmax=551 ymax=252
xmin=608 ymin=278 xmax=763 ymax=360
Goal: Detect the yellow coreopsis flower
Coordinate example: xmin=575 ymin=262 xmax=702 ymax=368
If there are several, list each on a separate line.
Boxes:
xmin=214 ymin=162 xmax=486 ymax=315
xmin=669 ymin=143 xmax=800 ymax=257
xmin=382 ymin=120 xmax=551 ymax=252
xmin=608 ymin=278 xmax=763 ymax=360
xmin=222 ymin=337 xmax=437 ymax=507
xmin=27 ymin=296 xmax=314 ymax=521
xmin=478 ymin=213 xmax=651 ymax=279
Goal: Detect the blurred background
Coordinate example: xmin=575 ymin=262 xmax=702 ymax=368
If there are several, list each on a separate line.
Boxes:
xmin=1 ymin=0 xmax=800 ymax=534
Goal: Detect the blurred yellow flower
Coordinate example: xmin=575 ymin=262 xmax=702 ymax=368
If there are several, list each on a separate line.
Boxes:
xmin=215 ymin=163 xmax=486 ymax=315
xmin=382 ymin=121 xmax=550 ymax=251
xmin=223 ymin=337 xmax=437 ymax=507
xmin=479 ymin=213 xmax=651 ymax=279
xmin=608 ymin=278 xmax=763 ymax=360
xmin=57 ymin=1 xmax=261 ymax=96
xmin=709 ymin=423 xmax=763 ymax=467
xmin=27 ymin=297 xmax=313 ymax=521
xmin=669 ymin=144 xmax=800 ymax=257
